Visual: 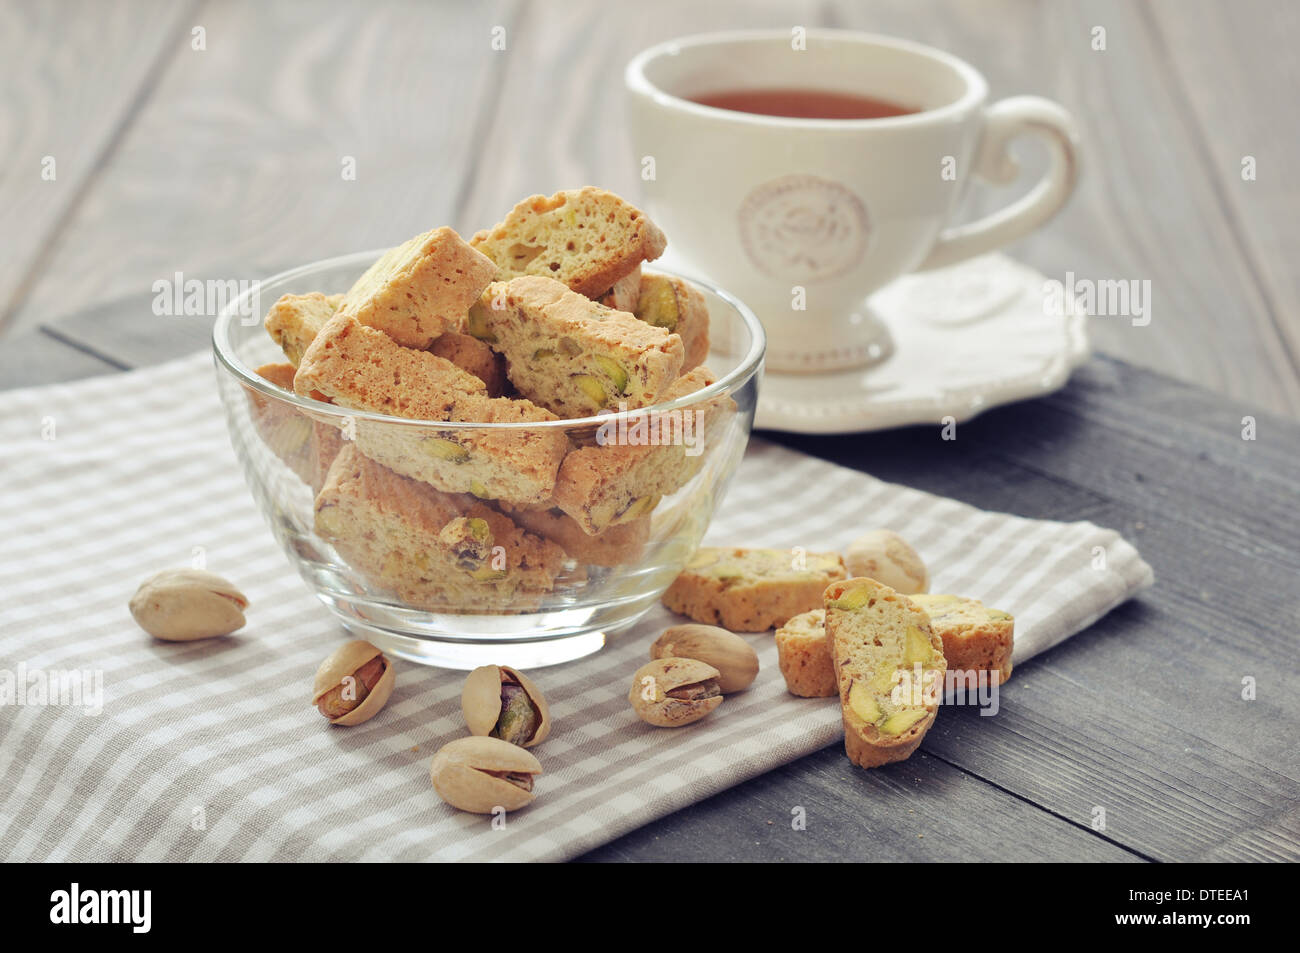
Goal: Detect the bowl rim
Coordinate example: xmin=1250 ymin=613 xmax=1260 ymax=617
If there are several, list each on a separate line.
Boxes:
xmin=212 ymin=250 xmax=766 ymax=430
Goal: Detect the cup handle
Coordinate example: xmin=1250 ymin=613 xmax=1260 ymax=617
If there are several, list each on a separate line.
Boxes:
xmin=917 ymin=96 xmax=1081 ymax=271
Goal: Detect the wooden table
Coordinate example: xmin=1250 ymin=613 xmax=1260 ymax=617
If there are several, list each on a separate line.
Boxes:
xmin=3 ymin=0 xmax=1296 ymax=862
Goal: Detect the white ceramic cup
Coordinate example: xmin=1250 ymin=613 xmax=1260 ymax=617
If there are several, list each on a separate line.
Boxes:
xmin=626 ymin=30 xmax=1081 ymax=373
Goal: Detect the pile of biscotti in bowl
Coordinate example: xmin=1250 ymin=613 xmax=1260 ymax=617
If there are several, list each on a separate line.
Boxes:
xmin=213 ymin=188 xmax=764 ymax=667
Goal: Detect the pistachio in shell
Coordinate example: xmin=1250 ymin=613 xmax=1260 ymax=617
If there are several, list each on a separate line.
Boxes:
xmin=311 ymin=640 xmax=395 ymax=726
xmin=461 ymin=664 xmax=551 ymax=747
xmin=650 ymin=624 xmax=758 ymax=694
xmin=429 ymin=736 xmax=542 ymax=813
xmin=628 ymin=657 xmax=723 ymax=727
xmin=128 ymin=569 xmax=248 ymax=641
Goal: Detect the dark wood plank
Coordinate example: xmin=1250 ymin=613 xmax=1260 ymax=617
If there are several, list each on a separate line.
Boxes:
xmin=0 ymin=0 xmax=198 ymax=335
xmin=581 ymin=747 xmax=1142 ymax=862
xmin=0 ymin=331 xmax=122 ymax=389
xmin=822 ymin=0 xmax=1300 ymax=417
xmin=762 ymin=360 xmax=1300 ymax=860
xmin=4 ymin=0 xmax=518 ymax=337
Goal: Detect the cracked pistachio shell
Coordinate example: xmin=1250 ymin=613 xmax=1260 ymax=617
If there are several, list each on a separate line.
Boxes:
xmin=461 ymin=665 xmax=551 ymax=747
xmin=650 ymin=624 xmax=758 ymax=694
xmin=628 ymin=657 xmax=723 ymax=727
xmin=311 ymin=640 xmax=396 ymax=726
xmin=429 ymin=736 xmax=542 ymax=813
xmin=128 ymin=569 xmax=248 ymax=641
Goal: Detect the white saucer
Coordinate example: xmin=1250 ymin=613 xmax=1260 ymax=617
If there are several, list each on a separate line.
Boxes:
xmin=749 ymin=254 xmax=1089 ymax=434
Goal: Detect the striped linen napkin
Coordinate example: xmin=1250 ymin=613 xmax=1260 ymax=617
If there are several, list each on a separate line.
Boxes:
xmin=0 ymin=353 xmax=1152 ymax=861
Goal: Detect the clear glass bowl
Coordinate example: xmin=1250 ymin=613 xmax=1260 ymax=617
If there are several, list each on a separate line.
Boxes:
xmin=213 ymin=251 xmax=764 ymax=669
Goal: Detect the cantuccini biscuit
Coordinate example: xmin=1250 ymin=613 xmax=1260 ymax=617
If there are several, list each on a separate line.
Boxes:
xmin=634 ymin=273 xmax=709 ymax=372
xmin=470 ymin=275 xmax=684 ymax=418
xmin=314 ymin=445 xmax=569 ymax=611
xmin=265 ymin=293 xmax=344 ymax=367
xmin=910 ymin=594 xmax=1015 ymax=686
xmin=471 ymin=187 xmax=666 ymax=298
xmin=428 ymin=330 xmax=509 ymax=397
xmin=338 ymin=227 xmax=497 ymax=349
xmin=294 ymin=314 xmax=567 ymax=503
xmin=774 ymin=609 xmax=837 ymax=698
xmin=251 ymin=362 xmax=343 ymax=493
xmin=597 ymin=264 xmax=642 ymax=313
xmin=661 ymin=546 xmax=848 ymax=632
xmin=494 ymin=501 xmax=649 ymax=568
xmin=551 ymin=366 xmax=730 ymax=535
xmin=825 ymin=578 xmax=946 ymax=769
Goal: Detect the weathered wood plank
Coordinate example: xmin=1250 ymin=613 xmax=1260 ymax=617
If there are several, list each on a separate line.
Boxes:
xmin=1146 ymin=0 xmax=1300 ymax=405
xmin=455 ymin=0 xmax=829 ymax=233
xmin=0 ymin=0 xmax=198 ymax=335
xmin=581 ymin=747 xmax=1142 ymax=862
xmin=4 ymin=0 xmax=519 ymax=336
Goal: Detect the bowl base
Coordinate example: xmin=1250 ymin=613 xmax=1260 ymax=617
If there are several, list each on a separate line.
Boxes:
xmin=345 ymin=622 xmax=610 ymax=670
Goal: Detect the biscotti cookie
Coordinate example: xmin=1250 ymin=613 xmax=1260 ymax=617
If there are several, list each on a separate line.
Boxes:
xmin=294 ymin=314 xmax=567 ymax=503
xmin=634 ymin=273 xmax=709 ymax=372
xmin=824 ymin=578 xmax=947 ymax=769
xmin=844 ymin=529 xmax=929 ymax=595
xmin=315 ymin=445 xmax=568 ymax=611
xmin=597 ymin=264 xmax=642 ymax=313
xmin=471 ymin=187 xmax=666 ymax=298
xmin=662 ymin=547 xmax=848 ymax=632
xmin=910 ymin=594 xmax=1015 ymax=686
xmin=428 ymin=330 xmax=509 ymax=397
xmin=495 ymin=501 xmax=650 ymax=568
xmin=338 ymin=226 xmax=497 ymax=349
xmin=774 ymin=609 xmax=836 ymax=698
xmin=551 ymin=366 xmax=730 ymax=535
xmin=251 ymin=362 xmax=342 ymax=493
xmin=265 ymin=292 xmax=344 ymax=366
xmin=470 ymin=276 xmax=684 ymax=417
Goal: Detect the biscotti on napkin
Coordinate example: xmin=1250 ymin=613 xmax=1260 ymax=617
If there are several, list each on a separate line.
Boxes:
xmin=825 ymin=577 xmax=947 ymax=769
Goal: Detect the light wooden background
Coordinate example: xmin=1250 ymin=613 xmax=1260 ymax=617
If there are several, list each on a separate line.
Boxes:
xmin=1 ymin=0 xmax=1298 ymax=417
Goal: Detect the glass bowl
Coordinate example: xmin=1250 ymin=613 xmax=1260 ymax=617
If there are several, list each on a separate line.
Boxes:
xmin=212 ymin=251 xmax=764 ymax=669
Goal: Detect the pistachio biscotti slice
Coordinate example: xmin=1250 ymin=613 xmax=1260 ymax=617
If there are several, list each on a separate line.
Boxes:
xmin=470 ymin=276 xmax=684 ymax=417
xmin=825 ymin=578 xmax=947 ymax=769
xmin=634 ymin=273 xmax=710 ymax=372
xmin=662 ymin=547 xmax=848 ymax=632
xmin=294 ymin=314 xmax=567 ymax=503
xmin=265 ymin=292 xmax=345 ymax=366
xmin=551 ymin=366 xmax=730 ymax=535
xmin=470 ymin=187 xmax=667 ymax=299
xmin=315 ymin=445 xmax=568 ymax=611
xmin=910 ymin=594 xmax=1015 ymax=686
xmin=495 ymin=501 xmax=650 ymax=568
xmin=597 ymin=264 xmax=642 ymax=313
xmin=775 ymin=609 xmax=837 ymax=698
xmin=251 ymin=363 xmax=343 ymax=493
xmin=336 ymin=226 xmax=497 ymax=349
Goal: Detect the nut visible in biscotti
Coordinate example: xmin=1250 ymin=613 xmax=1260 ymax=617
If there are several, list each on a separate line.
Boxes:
xmin=649 ymin=624 xmax=758 ymax=694
xmin=429 ymin=736 xmax=542 ymax=813
xmin=628 ymin=657 xmax=723 ymax=727
xmin=128 ymin=569 xmax=249 ymax=641
xmin=311 ymin=640 xmax=396 ymax=726
xmin=844 ymin=530 xmax=928 ymax=595
xmin=461 ymin=665 xmax=551 ymax=748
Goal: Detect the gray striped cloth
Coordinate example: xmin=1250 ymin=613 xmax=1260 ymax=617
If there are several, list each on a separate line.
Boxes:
xmin=0 ymin=353 xmax=1153 ymax=861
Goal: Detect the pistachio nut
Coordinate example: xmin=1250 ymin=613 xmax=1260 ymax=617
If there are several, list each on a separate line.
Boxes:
xmin=311 ymin=640 xmax=395 ymax=726
xmin=429 ymin=735 xmax=542 ymax=813
xmin=844 ymin=530 xmax=929 ymax=595
xmin=628 ymin=657 xmax=723 ymax=727
xmin=128 ymin=569 xmax=248 ymax=641
xmin=461 ymin=665 xmax=551 ymax=747
xmin=650 ymin=624 xmax=758 ymax=694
